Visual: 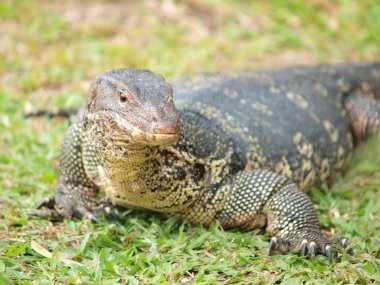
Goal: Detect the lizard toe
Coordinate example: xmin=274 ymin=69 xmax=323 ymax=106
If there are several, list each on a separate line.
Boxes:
xmin=309 ymin=241 xmax=316 ymax=262
xmin=267 ymin=237 xmax=278 ymax=256
xmin=36 ymin=196 xmax=56 ymax=209
xmin=300 ymin=239 xmax=308 ymax=257
xmin=91 ymin=199 xmax=125 ymax=223
xmin=30 ymin=196 xmax=72 ymax=220
xmin=28 ymin=208 xmax=65 ymax=220
xmin=334 ymin=236 xmax=353 ymax=255
xmin=325 ymin=244 xmax=333 ymax=264
xmin=267 ymin=236 xmax=291 ymax=255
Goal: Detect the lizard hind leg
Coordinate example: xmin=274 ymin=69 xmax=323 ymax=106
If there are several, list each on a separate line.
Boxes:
xmin=214 ymin=170 xmax=351 ymax=262
xmin=345 ymin=93 xmax=380 ymax=144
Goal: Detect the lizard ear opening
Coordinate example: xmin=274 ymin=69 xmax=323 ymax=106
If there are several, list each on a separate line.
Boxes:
xmin=83 ymin=78 xmax=101 ymax=131
xmin=86 ymin=78 xmax=101 ymax=114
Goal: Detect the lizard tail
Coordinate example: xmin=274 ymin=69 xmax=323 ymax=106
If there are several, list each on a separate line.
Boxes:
xmin=342 ymin=62 xmax=380 ymax=144
xmin=24 ymin=108 xmax=78 ymax=119
xmin=339 ymin=62 xmax=380 ymax=98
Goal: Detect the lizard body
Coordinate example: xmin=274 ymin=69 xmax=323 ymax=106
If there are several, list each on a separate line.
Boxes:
xmin=33 ymin=64 xmax=380 ymax=260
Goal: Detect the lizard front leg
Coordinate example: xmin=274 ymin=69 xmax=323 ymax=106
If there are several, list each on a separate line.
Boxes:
xmin=29 ymin=124 xmax=117 ymax=222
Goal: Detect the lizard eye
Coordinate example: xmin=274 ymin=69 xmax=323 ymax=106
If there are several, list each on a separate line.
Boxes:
xmin=119 ymin=93 xmax=127 ymax=103
xmin=118 ymin=91 xmax=128 ymax=103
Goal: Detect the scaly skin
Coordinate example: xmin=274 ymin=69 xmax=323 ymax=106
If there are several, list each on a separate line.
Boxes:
xmin=31 ymin=64 xmax=380 ymax=262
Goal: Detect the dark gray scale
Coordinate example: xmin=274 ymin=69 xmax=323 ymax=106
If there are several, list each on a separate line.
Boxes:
xmin=174 ymin=64 xmax=380 ymax=190
xmin=166 ymin=109 xmax=246 ymax=199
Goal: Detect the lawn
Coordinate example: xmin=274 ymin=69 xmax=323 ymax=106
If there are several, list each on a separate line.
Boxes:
xmin=0 ymin=0 xmax=380 ymax=284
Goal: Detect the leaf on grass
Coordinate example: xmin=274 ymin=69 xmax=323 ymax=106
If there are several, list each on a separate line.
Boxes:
xmin=30 ymin=240 xmax=82 ymax=266
xmin=59 ymin=252 xmax=76 ymax=260
xmin=31 ymin=240 xmax=52 ymax=259
xmin=0 ymin=272 xmax=13 ymax=285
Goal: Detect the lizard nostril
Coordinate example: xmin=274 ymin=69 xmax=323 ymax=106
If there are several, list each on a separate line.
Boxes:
xmin=152 ymin=116 xmax=158 ymax=122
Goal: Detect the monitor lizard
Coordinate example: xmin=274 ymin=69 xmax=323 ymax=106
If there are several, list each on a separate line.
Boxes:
xmin=30 ymin=63 xmax=380 ymax=262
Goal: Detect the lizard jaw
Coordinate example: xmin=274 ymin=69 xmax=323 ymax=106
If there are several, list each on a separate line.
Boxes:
xmin=112 ymin=132 xmax=179 ymax=148
xmin=85 ymin=110 xmax=180 ymax=150
xmin=111 ymin=111 xmax=180 ymax=147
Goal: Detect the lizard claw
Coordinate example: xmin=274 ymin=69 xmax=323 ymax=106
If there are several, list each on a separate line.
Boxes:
xmin=267 ymin=237 xmax=277 ymax=256
xmin=326 ymin=244 xmax=333 ymax=264
xmin=85 ymin=213 xmax=101 ymax=223
xmin=309 ymin=241 xmax=316 ymax=262
xmin=300 ymin=239 xmax=307 ymax=257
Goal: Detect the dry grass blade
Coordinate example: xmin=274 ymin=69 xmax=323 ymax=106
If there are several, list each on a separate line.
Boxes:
xmin=30 ymin=240 xmax=82 ymax=266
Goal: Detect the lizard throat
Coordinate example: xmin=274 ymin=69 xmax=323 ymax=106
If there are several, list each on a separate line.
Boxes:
xmin=94 ymin=144 xmax=193 ymax=212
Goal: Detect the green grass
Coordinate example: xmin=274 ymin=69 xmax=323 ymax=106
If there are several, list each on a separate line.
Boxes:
xmin=1 ymin=0 xmax=380 ymax=283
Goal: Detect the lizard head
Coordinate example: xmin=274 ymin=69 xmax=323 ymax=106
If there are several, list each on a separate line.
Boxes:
xmin=84 ymin=68 xmax=180 ymax=151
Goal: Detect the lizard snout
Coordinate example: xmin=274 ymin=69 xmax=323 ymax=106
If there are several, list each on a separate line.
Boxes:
xmin=141 ymin=118 xmax=180 ymax=146
xmin=151 ymin=119 xmax=180 ymax=135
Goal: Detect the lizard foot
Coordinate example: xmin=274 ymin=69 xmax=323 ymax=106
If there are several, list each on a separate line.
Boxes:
xmin=28 ymin=195 xmax=75 ymax=221
xmin=29 ymin=196 xmax=123 ymax=223
xmin=267 ymin=228 xmax=351 ymax=263
xmin=91 ymin=198 xmax=125 ymax=223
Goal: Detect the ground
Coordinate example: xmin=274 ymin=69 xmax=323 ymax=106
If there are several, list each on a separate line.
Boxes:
xmin=0 ymin=0 xmax=380 ymax=284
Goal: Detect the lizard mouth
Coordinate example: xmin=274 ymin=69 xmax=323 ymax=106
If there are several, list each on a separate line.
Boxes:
xmin=111 ymin=111 xmax=180 ymax=146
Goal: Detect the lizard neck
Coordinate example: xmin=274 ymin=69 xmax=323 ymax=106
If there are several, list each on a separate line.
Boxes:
xmin=94 ymin=143 xmax=198 ymax=212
